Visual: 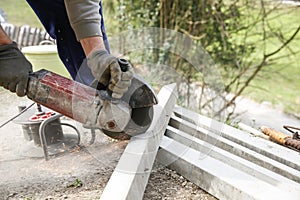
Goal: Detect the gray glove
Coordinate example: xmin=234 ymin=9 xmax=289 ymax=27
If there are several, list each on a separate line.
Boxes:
xmin=87 ymin=50 xmax=134 ymax=99
xmin=0 ymin=42 xmax=32 ymax=97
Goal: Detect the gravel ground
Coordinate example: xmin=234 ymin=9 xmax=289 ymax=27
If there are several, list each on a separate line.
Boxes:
xmin=1 ymin=86 xmax=299 ymax=200
xmin=0 ymin=90 xmax=216 ymax=200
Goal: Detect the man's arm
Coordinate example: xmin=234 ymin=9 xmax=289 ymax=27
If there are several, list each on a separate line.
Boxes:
xmin=0 ymin=24 xmax=32 ymax=97
xmin=0 ymin=25 xmax=12 ymax=45
xmin=80 ymin=36 xmax=105 ymax=56
xmin=64 ymin=0 xmax=134 ymax=99
xmin=64 ymin=0 xmax=105 ymax=56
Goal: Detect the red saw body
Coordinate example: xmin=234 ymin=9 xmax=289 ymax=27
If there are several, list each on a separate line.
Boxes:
xmin=26 ymin=69 xmax=157 ymax=140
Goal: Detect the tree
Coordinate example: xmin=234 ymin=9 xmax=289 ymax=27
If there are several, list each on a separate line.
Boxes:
xmin=112 ymin=0 xmax=300 ymax=120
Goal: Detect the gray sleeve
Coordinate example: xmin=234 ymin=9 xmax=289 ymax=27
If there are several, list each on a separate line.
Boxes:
xmin=64 ymin=0 xmax=102 ymax=40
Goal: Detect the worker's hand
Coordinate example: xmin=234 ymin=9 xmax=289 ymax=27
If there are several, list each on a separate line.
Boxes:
xmin=0 ymin=42 xmax=32 ymax=97
xmin=87 ymin=49 xmax=134 ymax=99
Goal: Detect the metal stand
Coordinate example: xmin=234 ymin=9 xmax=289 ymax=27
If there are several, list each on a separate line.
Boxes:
xmin=39 ymin=113 xmax=80 ymax=160
xmin=13 ymin=104 xmax=81 ymax=160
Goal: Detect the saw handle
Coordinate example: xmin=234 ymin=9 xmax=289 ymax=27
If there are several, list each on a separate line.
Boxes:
xmin=118 ymin=58 xmax=130 ymax=72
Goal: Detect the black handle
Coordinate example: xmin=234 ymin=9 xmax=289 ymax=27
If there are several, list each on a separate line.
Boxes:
xmin=118 ymin=58 xmax=130 ymax=72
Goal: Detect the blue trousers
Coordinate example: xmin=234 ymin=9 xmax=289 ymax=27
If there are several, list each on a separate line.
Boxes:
xmin=26 ymin=0 xmax=110 ymax=85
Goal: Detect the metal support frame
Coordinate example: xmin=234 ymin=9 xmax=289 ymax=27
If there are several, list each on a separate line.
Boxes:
xmin=39 ymin=113 xmax=81 ymax=161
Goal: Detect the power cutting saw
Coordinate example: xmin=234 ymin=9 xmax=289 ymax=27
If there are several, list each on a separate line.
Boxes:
xmin=26 ymin=59 xmax=158 ymax=140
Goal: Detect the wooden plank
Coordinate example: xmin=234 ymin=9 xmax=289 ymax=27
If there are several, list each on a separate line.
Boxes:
xmin=100 ymin=83 xmax=178 ymax=200
xmin=169 ymin=115 xmax=300 ymax=183
xmin=158 ymin=135 xmax=300 ymax=200
xmin=173 ymin=106 xmax=300 ymax=170
xmin=237 ymin=122 xmax=270 ymax=140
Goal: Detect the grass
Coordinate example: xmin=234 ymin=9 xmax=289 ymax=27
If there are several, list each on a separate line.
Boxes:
xmin=0 ymin=0 xmax=43 ymax=28
xmin=240 ymin=4 xmax=300 ymax=116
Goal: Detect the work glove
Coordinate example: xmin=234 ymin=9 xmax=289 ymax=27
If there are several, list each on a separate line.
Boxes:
xmin=0 ymin=42 xmax=32 ymax=97
xmin=87 ymin=49 xmax=134 ymax=99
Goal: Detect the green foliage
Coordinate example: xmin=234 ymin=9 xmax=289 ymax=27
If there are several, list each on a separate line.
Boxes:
xmin=115 ymin=0 xmax=300 ymax=117
xmin=116 ymin=0 xmax=250 ymax=75
xmin=67 ymin=178 xmax=83 ymax=188
xmin=116 ymin=0 xmax=160 ymax=29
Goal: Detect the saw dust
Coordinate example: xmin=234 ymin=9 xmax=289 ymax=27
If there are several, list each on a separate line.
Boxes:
xmin=0 ymin=91 xmax=215 ymax=200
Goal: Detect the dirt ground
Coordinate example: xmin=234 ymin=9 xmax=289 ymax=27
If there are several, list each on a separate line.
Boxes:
xmin=0 ymin=90 xmax=216 ymax=200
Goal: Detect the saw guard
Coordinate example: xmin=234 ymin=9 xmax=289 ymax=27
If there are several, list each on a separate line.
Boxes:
xmin=101 ymin=106 xmax=154 ymax=140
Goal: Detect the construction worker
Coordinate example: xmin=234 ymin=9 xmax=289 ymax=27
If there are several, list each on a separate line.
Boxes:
xmin=0 ymin=0 xmax=133 ymax=98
